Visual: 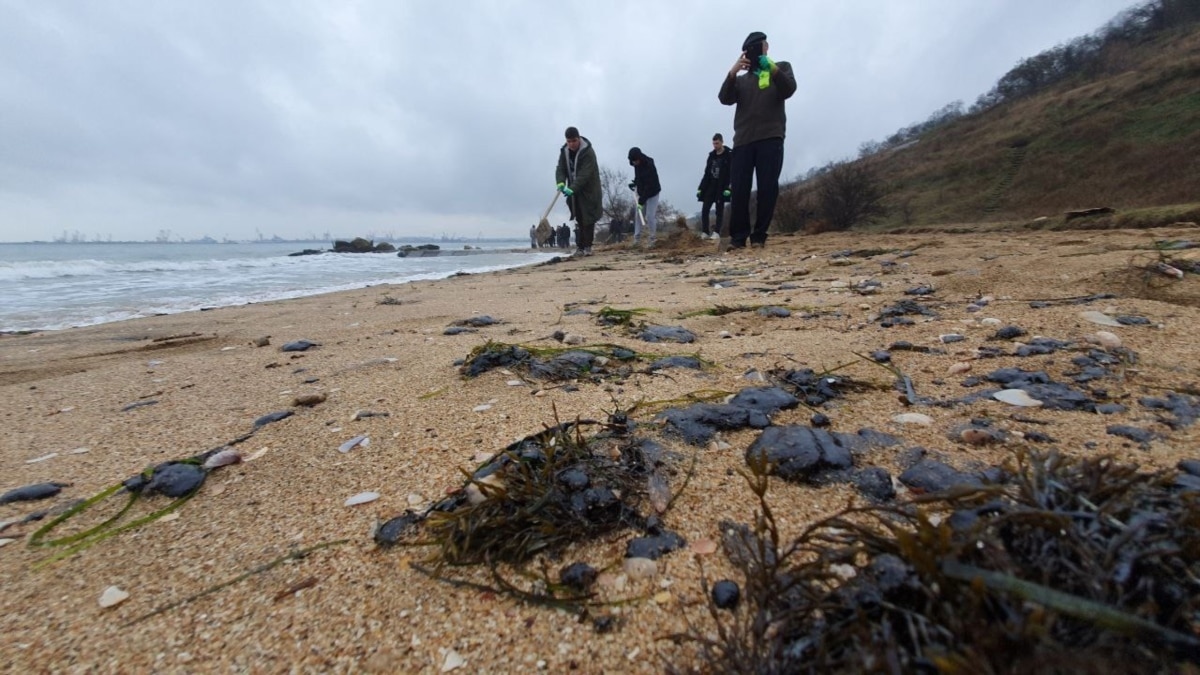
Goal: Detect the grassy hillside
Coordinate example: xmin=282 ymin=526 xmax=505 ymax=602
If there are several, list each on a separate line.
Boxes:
xmin=790 ymin=20 xmax=1200 ymax=231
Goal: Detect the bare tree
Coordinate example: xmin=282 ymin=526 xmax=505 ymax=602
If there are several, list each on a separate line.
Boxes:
xmin=816 ymin=161 xmax=888 ymax=231
xmin=600 ymin=166 xmax=635 ymax=224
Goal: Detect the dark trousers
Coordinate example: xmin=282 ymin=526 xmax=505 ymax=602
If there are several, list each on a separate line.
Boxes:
xmin=700 ymin=199 xmax=725 ymax=235
xmin=567 ymin=196 xmax=594 ymax=249
xmin=729 ymin=137 xmax=784 ymax=247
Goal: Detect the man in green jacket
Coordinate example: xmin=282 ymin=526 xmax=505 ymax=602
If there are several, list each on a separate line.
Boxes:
xmin=555 ymin=126 xmax=603 ymax=256
xmin=719 ymin=31 xmax=797 ymax=250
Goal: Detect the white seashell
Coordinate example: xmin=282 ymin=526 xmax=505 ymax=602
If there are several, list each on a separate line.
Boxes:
xmin=344 ymin=491 xmax=380 ymax=506
xmin=159 ymin=512 xmax=181 ymax=522
xmin=406 ymin=493 xmax=425 ymax=506
xmin=441 ymin=649 xmax=466 ymax=672
xmin=947 ymin=362 xmax=972 ymax=375
xmin=1080 ymin=310 xmax=1122 ymax=327
xmin=563 ymin=333 xmax=585 ymax=345
xmin=1094 ymin=331 xmax=1122 ymax=349
xmin=829 ymin=280 xmax=849 ymax=288
xmin=69 ymin=447 xmax=90 ymax=454
xmin=0 ymin=538 xmax=15 ymax=548
xmin=893 ymin=413 xmax=934 ymax=426
xmin=830 ymin=563 xmax=857 ymax=580
xmin=623 ymin=557 xmax=658 ymax=581
xmin=718 ymin=331 xmax=732 ymax=339
xmin=99 ymin=586 xmax=130 ymax=608
xmin=980 ymin=318 xmax=1002 ymax=326
xmin=506 ymin=380 xmax=524 ymax=387
xmin=472 ymin=404 xmax=492 ymax=412
xmin=25 ymin=452 xmax=58 ymax=464
xmin=244 ymin=447 xmax=269 ymax=462
xmin=993 ymin=389 xmax=1043 ymax=407
xmin=338 ymin=435 xmax=368 ymax=453
xmin=203 ymin=449 xmax=242 ymax=469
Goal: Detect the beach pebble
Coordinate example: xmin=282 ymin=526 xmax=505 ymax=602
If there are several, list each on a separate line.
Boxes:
xmin=441 ymin=649 xmax=466 ymax=672
xmin=947 ymin=362 xmax=972 ymax=375
xmin=993 ymin=389 xmax=1043 ymax=407
xmin=711 ymin=580 xmax=740 ymax=610
xmin=202 ymin=449 xmax=242 ymax=469
xmin=690 ymin=538 xmax=718 ymax=555
xmin=1094 ymin=331 xmax=1122 ymax=349
xmin=718 ymin=331 xmax=732 ymax=338
xmin=406 ymin=493 xmax=425 ymax=506
xmin=293 ymin=393 xmax=326 ymax=407
xmin=472 ymin=404 xmax=492 ymax=412
xmin=623 ymin=557 xmax=657 ymax=581
xmin=960 ymin=428 xmax=998 ymax=445
xmin=506 ymin=380 xmax=525 ymax=387
xmin=1080 ymin=310 xmax=1122 ymax=327
xmin=893 ymin=413 xmax=934 ymax=426
xmin=338 ymin=435 xmax=369 ymax=453
xmin=1 ymin=482 xmax=67 ymax=505
xmin=0 ymin=538 xmax=15 ymax=548
xmin=98 ymin=586 xmax=130 ymax=609
xmin=344 ymin=491 xmax=380 ymax=507
xmin=939 ymin=334 xmax=966 ymax=343
xmin=563 ymin=333 xmax=585 ymax=345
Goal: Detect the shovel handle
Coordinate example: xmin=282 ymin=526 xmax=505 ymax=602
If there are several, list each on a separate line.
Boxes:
xmin=539 ymin=191 xmax=561 ymax=224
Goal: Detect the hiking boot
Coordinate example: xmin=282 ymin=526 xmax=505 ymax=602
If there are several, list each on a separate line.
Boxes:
xmin=751 ymin=242 xmax=765 ymax=249
xmin=583 ymin=248 xmax=593 ymax=256
xmin=572 ymin=248 xmax=585 ymax=257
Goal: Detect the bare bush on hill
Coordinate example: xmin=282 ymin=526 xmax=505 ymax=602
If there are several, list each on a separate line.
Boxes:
xmin=815 ymin=162 xmax=889 ymax=231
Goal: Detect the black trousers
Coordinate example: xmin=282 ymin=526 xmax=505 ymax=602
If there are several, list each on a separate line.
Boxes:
xmin=567 ymin=195 xmax=595 ymax=249
xmin=729 ymin=137 xmax=784 ymax=247
xmin=700 ymin=199 xmax=725 ymax=235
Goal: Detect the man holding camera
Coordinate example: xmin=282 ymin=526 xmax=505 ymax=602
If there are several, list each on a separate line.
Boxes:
xmin=555 ymin=126 xmax=602 ymax=256
xmin=719 ymin=31 xmax=796 ymax=250
xmin=627 ymin=147 xmax=661 ymax=247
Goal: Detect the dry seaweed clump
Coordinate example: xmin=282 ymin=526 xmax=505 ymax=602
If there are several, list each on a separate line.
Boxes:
xmin=375 ymin=419 xmax=648 ymax=569
xmin=677 ymin=450 xmax=1200 ymax=673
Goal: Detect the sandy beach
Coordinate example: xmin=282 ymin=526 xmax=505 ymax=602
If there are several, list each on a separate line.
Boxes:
xmin=2 ymin=227 xmax=1199 ymax=673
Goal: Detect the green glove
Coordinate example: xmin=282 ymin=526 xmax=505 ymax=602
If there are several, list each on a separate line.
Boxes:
xmin=722 ymin=189 xmax=731 ymax=198
xmin=697 ymin=189 xmax=703 ymax=200
xmin=562 ymin=186 xmax=574 ymax=197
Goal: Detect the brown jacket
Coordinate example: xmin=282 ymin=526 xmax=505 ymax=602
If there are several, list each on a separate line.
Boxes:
xmin=718 ymin=61 xmax=797 ymax=147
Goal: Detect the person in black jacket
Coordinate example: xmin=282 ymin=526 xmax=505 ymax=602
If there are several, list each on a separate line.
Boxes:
xmin=627 ymin=147 xmax=662 ymax=246
xmin=696 ymin=133 xmax=732 ymax=239
xmin=719 ymin=31 xmax=797 ymax=250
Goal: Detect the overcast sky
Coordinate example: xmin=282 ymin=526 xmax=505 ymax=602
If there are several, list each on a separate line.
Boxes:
xmin=0 ymin=0 xmax=1137 ymax=242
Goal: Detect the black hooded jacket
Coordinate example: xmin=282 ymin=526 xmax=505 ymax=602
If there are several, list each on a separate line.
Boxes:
xmin=697 ymin=147 xmax=732 ymax=202
xmin=629 ymin=150 xmax=662 ymax=205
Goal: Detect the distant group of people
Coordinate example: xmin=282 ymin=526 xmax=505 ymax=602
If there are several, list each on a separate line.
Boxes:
xmin=528 ymin=221 xmax=572 ymax=249
xmin=549 ymin=31 xmax=795 ymax=257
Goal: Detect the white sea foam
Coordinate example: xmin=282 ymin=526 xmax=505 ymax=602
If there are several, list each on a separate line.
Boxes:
xmin=0 ymin=241 xmax=553 ymax=332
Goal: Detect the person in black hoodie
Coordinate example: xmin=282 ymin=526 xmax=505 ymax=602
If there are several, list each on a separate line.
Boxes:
xmin=696 ymin=133 xmax=732 ymax=239
xmin=627 ymin=147 xmax=662 ymax=246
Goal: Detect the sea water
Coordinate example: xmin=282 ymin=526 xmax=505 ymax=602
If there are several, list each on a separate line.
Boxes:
xmin=0 ymin=241 xmax=557 ymax=332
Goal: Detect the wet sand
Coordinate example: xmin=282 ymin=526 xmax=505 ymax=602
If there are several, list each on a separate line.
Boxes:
xmin=2 ymin=227 xmax=1199 ymax=673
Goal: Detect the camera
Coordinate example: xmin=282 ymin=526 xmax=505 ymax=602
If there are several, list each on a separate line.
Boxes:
xmin=744 ymin=41 xmax=763 ymax=66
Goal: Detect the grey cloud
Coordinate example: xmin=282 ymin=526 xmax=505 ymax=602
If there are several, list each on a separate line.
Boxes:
xmin=0 ymin=0 xmax=1135 ymax=241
